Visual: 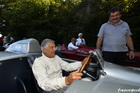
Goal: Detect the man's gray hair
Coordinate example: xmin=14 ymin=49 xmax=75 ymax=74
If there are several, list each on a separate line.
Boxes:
xmin=78 ymin=33 xmax=83 ymax=36
xmin=41 ymin=38 xmax=55 ymax=50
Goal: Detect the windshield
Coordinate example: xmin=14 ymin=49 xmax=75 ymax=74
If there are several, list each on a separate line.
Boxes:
xmin=93 ymin=49 xmax=104 ymax=70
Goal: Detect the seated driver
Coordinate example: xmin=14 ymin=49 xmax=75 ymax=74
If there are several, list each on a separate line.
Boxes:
xmin=68 ymin=38 xmax=78 ymax=51
xmin=32 ymin=38 xmax=83 ymax=93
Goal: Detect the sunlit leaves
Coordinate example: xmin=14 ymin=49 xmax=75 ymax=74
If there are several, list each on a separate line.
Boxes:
xmin=0 ymin=0 xmax=140 ymax=49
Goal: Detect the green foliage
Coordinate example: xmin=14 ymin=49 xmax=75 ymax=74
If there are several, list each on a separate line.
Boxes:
xmin=0 ymin=0 xmax=140 ymax=50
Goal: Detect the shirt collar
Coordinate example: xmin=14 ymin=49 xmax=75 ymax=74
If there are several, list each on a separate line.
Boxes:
xmin=42 ymin=52 xmax=55 ymax=62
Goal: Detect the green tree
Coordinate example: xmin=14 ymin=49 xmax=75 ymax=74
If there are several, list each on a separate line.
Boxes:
xmin=0 ymin=0 xmax=140 ymax=50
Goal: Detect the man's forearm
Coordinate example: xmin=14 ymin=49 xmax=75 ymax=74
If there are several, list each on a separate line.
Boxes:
xmin=96 ymin=37 xmax=103 ymax=49
xmin=126 ymin=36 xmax=134 ymax=51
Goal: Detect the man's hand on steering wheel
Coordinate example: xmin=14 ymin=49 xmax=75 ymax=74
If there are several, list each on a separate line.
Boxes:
xmin=65 ymin=70 xmax=83 ymax=85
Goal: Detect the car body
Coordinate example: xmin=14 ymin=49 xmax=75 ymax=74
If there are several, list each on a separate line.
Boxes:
xmin=0 ymin=38 xmax=140 ymax=93
xmin=65 ymin=50 xmax=140 ymax=93
xmin=56 ymin=45 xmax=140 ymax=67
xmin=0 ymin=38 xmax=41 ymax=93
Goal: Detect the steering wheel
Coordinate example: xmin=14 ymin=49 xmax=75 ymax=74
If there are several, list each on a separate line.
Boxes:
xmin=79 ymin=53 xmax=93 ymax=73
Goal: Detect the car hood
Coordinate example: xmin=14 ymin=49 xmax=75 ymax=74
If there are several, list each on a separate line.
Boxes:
xmin=0 ymin=51 xmax=26 ymax=61
xmin=65 ymin=62 xmax=140 ymax=93
xmin=104 ymin=62 xmax=140 ymax=84
xmin=65 ymin=78 xmax=140 ymax=93
xmin=0 ymin=51 xmax=40 ymax=61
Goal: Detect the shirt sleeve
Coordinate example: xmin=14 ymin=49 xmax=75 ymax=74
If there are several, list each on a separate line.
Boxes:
xmin=97 ymin=24 xmax=105 ymax=37
xmin=71 ymin=44 xmax=78 ymax=49
xmin=68 ymin=43 xmax=78 ymax=50
xmin=56 ymin=56 xmax=82 ymax=71
xmin=125 ymin=22 xmax=132 ymax=36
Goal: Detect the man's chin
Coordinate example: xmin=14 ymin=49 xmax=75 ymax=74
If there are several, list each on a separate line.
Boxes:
xmin=112 ymin=19 xmax=119 ymax=23
xmin=48 ymin=54 xmax=55 ymax=58
xmin=52 ymin=54 xmax=55 ymax=57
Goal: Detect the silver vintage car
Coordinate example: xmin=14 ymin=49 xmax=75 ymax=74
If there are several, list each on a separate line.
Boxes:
xmin=0 ymin=38 xmax=140 ymax=93
xmin=0 ymin=38 xmax=41 ymax=93
xmin=65 ymin=49 xmax=140 ymax=93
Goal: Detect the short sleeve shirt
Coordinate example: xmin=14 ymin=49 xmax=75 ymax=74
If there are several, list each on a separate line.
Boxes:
xmin=97 ymin=20 xmax=132 ymax=52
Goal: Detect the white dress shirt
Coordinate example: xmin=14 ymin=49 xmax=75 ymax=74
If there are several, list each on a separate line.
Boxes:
xmin=76 ymin=38 xmax=86 ymax=46
xmin=32 ymin=53 xmax=82 ymax=91
xmin=67 ymin=42 xmax=78 ymax=51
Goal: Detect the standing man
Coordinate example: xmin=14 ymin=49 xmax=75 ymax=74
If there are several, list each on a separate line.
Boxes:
xmin=32 ymin=38 xmax=83 ymax=93
xmin=96 ymin=7 xmax=135 ymax=65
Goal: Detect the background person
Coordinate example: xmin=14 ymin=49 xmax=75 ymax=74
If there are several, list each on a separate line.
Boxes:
xmin=0 ymin=33 xmax=4 ymax=51
xmin=32 ymin=38 xmax=83 ymax=93
xmin=0 ymin=33 xmax=3 ymax=46
xmin=3 ymin=34 xmax=14 ymax=49
xmin=68 ymin=37 xmax=78 ymax=51
xmin=96 ymin=7 xmax=135 ymax=65
xmin=76 ymin=33 xmax=86 ymax=46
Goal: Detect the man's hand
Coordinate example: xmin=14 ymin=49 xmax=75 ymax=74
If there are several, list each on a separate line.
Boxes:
xmin=129 ymin=51 xmax=135 ymax=59
xmin=65 ymin=70 xmax=83 ymax=85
